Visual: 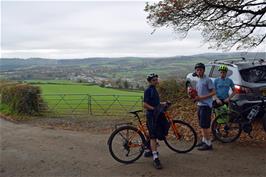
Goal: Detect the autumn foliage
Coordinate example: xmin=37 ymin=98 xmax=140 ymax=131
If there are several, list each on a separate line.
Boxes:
xmin=158 ymin=79 xmax=265 ymax=142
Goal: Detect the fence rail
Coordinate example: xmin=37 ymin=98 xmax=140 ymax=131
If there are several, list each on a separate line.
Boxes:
xmin=39 ymin=94 xmax=143 ymax=117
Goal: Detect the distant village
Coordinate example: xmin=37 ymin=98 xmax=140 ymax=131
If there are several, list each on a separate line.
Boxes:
xmin=1 ymin=66 xmax=146 ymax=90
xmin=69 ymin=74 xmax=145 ymax=90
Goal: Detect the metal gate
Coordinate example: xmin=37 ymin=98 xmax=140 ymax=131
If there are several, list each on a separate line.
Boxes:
xmin=39 ymin=94 xmax=143 ymax=117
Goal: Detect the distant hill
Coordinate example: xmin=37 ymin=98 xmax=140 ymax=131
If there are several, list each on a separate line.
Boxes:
xmin=1 ymin=52 xmax=265 ymax=71
xmin=1 ymin=52 xmax=265 ymax=85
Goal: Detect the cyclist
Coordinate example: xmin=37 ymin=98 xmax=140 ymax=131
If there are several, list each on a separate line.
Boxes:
xmin=193 ymin=63 xmax=216 ymax=151
xmin=213 ymin=65 xmax=235 ymax=107
xmin=143 ymin=73 xmax=162 ymax=169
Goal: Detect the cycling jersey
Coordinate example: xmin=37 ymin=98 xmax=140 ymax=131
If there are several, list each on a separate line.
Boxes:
xmin=214 ymin=78 xmax=234 ymax=100
xmin=196 ymin=75 xmax=215 ymax=108
xmin=144 ymin=85 xmax=160 ymax=109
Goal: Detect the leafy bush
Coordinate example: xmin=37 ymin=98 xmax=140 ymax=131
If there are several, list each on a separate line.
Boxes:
xmin=0 ymin=82 xmax=45 ymax=115
xmin=0 ymin=103 xmax=13 ymax=115
xmin=157 ymin=79 xmax=179 ymax=103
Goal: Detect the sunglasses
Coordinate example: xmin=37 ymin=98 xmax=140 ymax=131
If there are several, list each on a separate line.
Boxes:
xmin=151 ymin=78 xmax=158 ymax=81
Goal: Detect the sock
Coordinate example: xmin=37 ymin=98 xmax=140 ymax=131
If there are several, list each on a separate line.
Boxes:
xmin=152 ymin=151 xmax=158 ymax=160
xmin=145 ymin=149 xmax=151 ymax=153
xmin=205 ymin=139 xmax=212 ymax=146
xmin=202 ymin=137 xmax=206 ymax=142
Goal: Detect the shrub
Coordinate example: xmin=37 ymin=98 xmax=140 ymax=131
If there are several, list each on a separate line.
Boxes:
xmin=0 ymin=82 xmax=45 ymax=115
xmin=157 ymin=79 xmax=179 ymax=103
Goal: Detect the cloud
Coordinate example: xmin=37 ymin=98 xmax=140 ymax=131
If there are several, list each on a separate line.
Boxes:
xmin=1 ymin=1 xmax=265 ymax=59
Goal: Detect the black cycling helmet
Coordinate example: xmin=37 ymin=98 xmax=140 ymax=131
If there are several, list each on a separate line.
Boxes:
xmin=194 ymin=63 xmax=205 ymax=70
xmin=147 ymin=73 xmax=158 ymax=81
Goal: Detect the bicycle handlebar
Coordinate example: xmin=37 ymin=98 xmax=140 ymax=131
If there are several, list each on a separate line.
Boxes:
xmin=230 ymin=96 xmax=266 ymax=107
xmin=162 ymin=101 xmax=172 ymax=111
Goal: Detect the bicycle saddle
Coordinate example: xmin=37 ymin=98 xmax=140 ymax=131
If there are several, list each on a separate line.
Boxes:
xmin=129 ymin=110 xmax=143 ymax=115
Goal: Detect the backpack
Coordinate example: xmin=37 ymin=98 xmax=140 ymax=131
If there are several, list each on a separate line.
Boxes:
xmin=154 ymin=106 xmax=170 ymax=140
xmin=214 ymin=105 xmax=229 ymax=124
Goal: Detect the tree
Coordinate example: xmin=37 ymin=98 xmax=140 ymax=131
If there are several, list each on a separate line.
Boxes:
xmin=145 ymin=0 xmax=266 ymax=50
xmin=115 ymin=78 xmax=122 ymax=88
xmin=100 ymin=80 xmax=106 ymax=87
xmin=123 ymin=80 xmax=129 ymax=89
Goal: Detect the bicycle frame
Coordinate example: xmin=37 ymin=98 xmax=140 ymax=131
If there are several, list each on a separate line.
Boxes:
xmin=164 ymin=112 xmax=181 ymax=139
xmin=119 ymin=114 xmax=148 ymax=149
xmin=131 ymin=110 xmax=180 ymax=144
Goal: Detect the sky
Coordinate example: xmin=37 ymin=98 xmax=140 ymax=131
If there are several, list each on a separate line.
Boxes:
xmin=1 ymin=0 xmax=266 ymax=59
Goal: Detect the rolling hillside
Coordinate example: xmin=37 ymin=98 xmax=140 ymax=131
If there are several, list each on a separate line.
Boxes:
xmin=1 ymin=52 xmax=265 ymax=88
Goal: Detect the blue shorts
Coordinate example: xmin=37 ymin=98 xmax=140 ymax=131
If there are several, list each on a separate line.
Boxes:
xmin=197 ymin=106 xmax=212 ymax=129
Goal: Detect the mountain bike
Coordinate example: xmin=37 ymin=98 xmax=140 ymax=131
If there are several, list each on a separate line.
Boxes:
xmin=107 ymin=103 xmax=197 ymax=164
xmin=211 ymin=96 xmax=266 ymax=143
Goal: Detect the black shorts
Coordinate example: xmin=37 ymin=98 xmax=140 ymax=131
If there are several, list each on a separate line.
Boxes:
xmin=146 ymin=111 xmax=157 ymax=139
xmin=197 ymin=106 xmax=212 ymax=129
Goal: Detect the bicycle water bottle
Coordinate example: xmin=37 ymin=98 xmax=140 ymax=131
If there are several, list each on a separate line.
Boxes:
xmin=247 ymin=106 xmax=259 ymax=120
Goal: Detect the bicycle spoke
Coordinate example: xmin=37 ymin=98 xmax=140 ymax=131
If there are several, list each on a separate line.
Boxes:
xmin=164 ymin=120 xmax=197 ymax=153
xmin=108 ymin=126 xmax=145 ymax=164
xmin=118 ymin=132 xmax=128 ymax=141
xmin=123 ymin=149 xmax=142 ymax=157
xmin=212 ymin=114 xmax=242 ymax=143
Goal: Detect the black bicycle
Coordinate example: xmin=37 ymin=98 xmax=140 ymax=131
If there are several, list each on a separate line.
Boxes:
xmin=212 ymin=96 xmax=266 ymax=143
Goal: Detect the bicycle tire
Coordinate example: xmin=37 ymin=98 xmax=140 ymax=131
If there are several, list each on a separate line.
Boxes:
xmin=164 ymin=119 xmax=197 ymax=153
xmin=262 ymin=115 xmax=266 ymax=132
xmin=108 ymin=125 xmax=146 ymax=164
xmin=211 ymin=113 xmax=242 ymax=143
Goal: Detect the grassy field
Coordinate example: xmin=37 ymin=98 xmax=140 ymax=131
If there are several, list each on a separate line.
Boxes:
xmin=30 ymin=80 xmax=144 ymax=117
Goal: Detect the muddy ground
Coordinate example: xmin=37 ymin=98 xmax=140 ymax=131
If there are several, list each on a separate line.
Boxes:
xmin=0 ymin=118 xmax=266 ymax=177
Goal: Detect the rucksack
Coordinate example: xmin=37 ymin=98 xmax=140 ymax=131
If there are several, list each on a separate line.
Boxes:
xmin=154 ymin=106 xmax=170 ymax=140
xmin=214 ymin=104 xmax=229 ymax=124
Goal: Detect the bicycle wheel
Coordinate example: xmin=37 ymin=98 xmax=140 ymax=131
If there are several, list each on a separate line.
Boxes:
xmin=107 ymin=125 xmax=146 ymax=164
xmin=211 ymin=112 xmax=242 ymax=143
xmin=164 ymin=120 xmax=197 ymax=153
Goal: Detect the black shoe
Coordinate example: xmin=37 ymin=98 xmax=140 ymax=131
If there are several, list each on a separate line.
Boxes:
xmin=153 ymin=158 xmax=162 ymax=169
xmin=144 ymin=150 xmax=153 ymax=157
xmin=195 ymin=141 xmax=205 ymax=147
xmin=197 ymin=143 xmax=213 ymax=151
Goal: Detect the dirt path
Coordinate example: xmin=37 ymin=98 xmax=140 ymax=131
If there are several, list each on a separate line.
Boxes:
xmin=0 ymin=118 xmax=266 ymax=177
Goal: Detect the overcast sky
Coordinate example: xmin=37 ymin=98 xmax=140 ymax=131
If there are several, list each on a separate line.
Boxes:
xmin=1 ymin=0 xmax=265 ymax=59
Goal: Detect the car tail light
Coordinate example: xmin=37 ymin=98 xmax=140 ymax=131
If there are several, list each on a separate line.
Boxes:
xmin=234 ymin=85 xmax=252 ymax=94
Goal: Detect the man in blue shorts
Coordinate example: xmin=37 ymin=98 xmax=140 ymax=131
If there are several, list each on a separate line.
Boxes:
xmin=193 ymin=63 xmax=216 ymax=150
xmin=213 ymin=65 xmax=235 ymax=107
xmin=143 ymin=73 xmax=162 ymax=169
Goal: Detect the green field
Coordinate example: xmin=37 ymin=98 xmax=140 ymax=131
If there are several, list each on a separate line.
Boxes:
xmin=36 ymin=83 xmax=142 ymax=95
xmin=32 ymin=80 xmax=143 ymax=117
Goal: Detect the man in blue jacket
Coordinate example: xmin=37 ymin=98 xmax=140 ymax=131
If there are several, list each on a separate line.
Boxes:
xmin=143 ymin=73 xmax=162 ymax=169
